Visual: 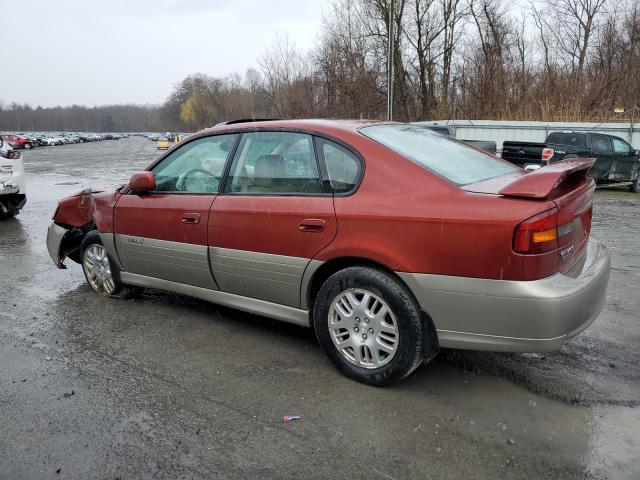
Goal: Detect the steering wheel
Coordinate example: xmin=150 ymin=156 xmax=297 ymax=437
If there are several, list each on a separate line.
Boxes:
xmin=180 ymin=168 xmax=218 ymax=192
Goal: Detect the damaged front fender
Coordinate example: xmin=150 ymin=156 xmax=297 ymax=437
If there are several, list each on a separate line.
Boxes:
xmin=46 ymin=223 xmax=72 ymax=268
xmin=47 ymin=188 xmax=121 ymax=267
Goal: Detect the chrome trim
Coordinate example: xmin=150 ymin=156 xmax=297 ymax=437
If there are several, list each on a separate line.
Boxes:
xmin=46 ymin=223 xmax=69 ymax=269
xmin=398 ymin=238 xmax=610 ymax=352
xmin=99 ymin=232 xmax=124 ymax=271
xmin=210 ymin=247 xmax=308 ymax=307
xmin=115 ymin=235 xmax=218 ymax=290
xmin=120 ymin=271 xmax=310 ymax=327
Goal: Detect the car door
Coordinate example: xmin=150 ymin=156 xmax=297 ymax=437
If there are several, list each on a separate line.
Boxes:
xmin=611 ymin=136 xmax=638 ymax=181
xmin=114 ymin=133 xmax=238 ymax=289
xmin=589 ymin=134 xmax=614 ymax=181
xmin=209 ymin=130 xmax=337 ymax=308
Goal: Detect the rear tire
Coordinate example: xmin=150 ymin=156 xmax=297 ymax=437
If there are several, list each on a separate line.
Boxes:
xmin=24 ymin=142 xmax=32 ymax=149
xmin=313 ymin=266 xmax=430 ymax=386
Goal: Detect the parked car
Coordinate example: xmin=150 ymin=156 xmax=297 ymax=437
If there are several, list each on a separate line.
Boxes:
xmin=46 ymin=120 xmax=610 ymax=386
xmin=0 ymin=133 xmax=36 ymax=149
xmin=0 ymin=139 xmax=26 ymax=218
xmin=157 ymin=137 xmax=170 ymax=150
xmin=35 ymin=134 xmax=57 ymax=146
xmin=502 ymin=131 xmax=640 ymax=192
xmin=417 ymin=125 xmax=497 ymax=154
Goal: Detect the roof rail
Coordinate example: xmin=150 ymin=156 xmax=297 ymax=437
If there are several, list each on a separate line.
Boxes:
xmin=215 ymin=118 xmax=280 ymax=127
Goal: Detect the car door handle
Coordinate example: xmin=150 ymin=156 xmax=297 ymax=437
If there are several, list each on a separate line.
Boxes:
xmin=181 ymin=213 xmax=201 ymax=224
xmin=299 ymin=218 xmax=325 ymax=233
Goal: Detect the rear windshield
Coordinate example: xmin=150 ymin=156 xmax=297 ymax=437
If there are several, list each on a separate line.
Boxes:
xmin=546 ymin=132 xmax=587 ymax=148
xmin=360 ymin=124 xmax=518 ymax=185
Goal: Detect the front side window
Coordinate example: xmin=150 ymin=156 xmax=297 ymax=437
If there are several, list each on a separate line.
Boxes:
xmin=612 ymin=137 xmax=632 ymax=155
xmin=151 ymin=134 xmax=237 ymax=193
xmin=225 ymin=131 xmax=322 ymax=194
xmin=319 ymin=139 xmax=361 ymax=193
xmin=360 ymin=124 xmax=518 ymax=185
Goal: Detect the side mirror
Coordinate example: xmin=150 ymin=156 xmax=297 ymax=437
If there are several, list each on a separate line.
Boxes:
xmin=634 ymin=149 xmax=640 ymax=156
xmin=128 ymin=171 xmax=156 ymax=194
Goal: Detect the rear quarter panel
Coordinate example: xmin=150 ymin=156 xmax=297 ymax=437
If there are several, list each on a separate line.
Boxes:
xmin=314 ymin=133 xmax=552 ymax=280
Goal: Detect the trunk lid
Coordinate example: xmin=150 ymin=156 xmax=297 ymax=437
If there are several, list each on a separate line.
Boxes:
xmin=463 ymin=158 xmax=596 ymax=278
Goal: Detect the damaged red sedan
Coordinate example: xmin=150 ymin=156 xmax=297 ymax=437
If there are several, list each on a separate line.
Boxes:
xmin=46 ymin=120 xmax=610 ymax=385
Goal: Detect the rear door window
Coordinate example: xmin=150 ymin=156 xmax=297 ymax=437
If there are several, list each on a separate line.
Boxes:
xmin=592 ymin=135 xmax=613 ymax=155
xmin=547 ymin=133 xmax=587 ymax=148
xmin=224 ymin=131 xmax=323 ymax=194
xmin=360 ymin=124 xmax=518 ymax=185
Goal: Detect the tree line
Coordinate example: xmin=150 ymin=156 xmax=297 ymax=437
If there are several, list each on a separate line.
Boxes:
xmin=2 ymin=0 xmax=639 ymax=132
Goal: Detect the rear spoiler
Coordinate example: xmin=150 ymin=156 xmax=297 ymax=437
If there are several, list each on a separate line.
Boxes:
xmin=499 ymin=158 xmax=595 ymax=199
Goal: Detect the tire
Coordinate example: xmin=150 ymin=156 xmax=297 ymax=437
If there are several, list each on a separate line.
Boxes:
xmin=24 ymin=142 xmax=32 ymax=149
xmin=0 ymin=206 xmax=19 ymax=220
xmin=630 ymin=175 xmax=640 ymax=193
xmin=80 ymin=231 xmax=138 ymax=298
xmin=313 ymin=266 xmax=430 ymax=386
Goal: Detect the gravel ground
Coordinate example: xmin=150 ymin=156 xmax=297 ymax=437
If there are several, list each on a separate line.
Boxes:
xmin=0 ymin=137 xmax=638 ymax=479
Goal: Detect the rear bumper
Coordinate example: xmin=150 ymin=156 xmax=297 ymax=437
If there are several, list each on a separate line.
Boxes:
xmin=398 ymin=238 xmax=610 ymax=352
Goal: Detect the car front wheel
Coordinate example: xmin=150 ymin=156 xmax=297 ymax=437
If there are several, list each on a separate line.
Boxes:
xmin=80 ymin=231 xmax=135 ymax=298
xmin=313 ymin=266 xmax=430 ymax=386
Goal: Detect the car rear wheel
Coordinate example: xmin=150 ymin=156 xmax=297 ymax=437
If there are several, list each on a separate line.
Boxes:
xmin=81 ymin=231 xmax=136 ymax=298
xmin=24 ymin=142 xmax=32 ymax=149
xmin=313 ymin=266 xmax=429 ymax=386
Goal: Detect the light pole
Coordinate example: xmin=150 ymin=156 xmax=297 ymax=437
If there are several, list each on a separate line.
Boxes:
xmin=387 ymin=0 xmax=394 ymax=121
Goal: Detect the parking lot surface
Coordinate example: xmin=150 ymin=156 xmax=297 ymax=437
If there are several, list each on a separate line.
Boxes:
xmin=1 ymin=138 xmax=638 ymax=479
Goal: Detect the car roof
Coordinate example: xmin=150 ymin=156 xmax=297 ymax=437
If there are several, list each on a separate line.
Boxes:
xmin=199 ymin=119 xmax=386 ymax=137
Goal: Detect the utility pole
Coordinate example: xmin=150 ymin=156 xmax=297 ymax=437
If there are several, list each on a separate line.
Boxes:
xmin=387 ymin=0 xmax=394 ymax=121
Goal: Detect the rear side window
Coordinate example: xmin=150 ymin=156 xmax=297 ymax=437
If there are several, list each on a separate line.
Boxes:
xmin=225 ymin=131 xmax=323 ymax=194
xmin=318 ymin=139 xmax=361 ymax=193
xmin=547 ymin=133 xmax=587 ymax=148
xmin=360 ymin=124 xmax=518 ymax=186
xmin=592 ymin=136 xmax=612 ymax=155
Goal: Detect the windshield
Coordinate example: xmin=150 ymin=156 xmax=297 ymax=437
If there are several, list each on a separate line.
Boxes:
xmin=360 ymin=124 xmax=518 ymax=185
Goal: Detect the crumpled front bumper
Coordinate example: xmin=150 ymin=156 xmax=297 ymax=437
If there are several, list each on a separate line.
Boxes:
xmin=46 ymin=223 xmax=71 ymax=269
xmin=398 ymin=237 xmax=611 ymax=352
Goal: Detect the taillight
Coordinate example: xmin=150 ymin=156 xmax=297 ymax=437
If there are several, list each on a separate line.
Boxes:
xmin=541 ymin=148 xmax=554 ymax=163
xmin=513 ymin=207 xmax=559 ymax=254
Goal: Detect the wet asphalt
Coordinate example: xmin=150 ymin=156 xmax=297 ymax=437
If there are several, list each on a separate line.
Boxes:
xmin=0 ymin=138 xmax=638 ymax=479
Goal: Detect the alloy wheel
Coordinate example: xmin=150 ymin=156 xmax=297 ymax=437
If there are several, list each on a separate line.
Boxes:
xmin=82 ymin=244 xmax=116 ymax=295
xmin=328 ymin=288 xmax=399 ymax=369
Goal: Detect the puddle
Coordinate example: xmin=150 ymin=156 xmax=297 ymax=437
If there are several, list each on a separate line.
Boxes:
xmin=588 ymin=406 xmax=640 ymax=478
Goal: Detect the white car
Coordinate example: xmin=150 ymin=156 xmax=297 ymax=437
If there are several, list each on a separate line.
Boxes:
xmin=0 ymin=139 xmax=26 ymax=219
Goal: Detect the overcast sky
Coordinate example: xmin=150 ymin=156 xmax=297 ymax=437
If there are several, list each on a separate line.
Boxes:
xmin=1 ymin=0 xmax=328 ymax=107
